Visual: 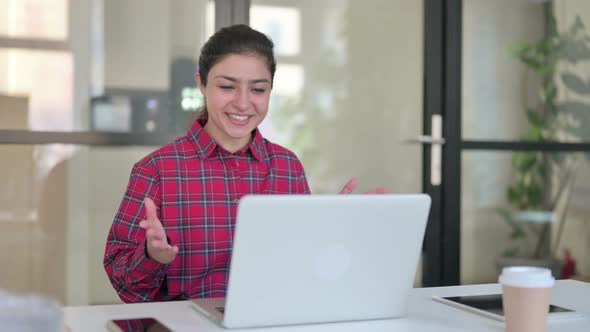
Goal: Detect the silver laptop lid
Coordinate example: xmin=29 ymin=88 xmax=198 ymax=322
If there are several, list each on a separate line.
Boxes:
xmin=223 ymin=194 xmax=431 ymax=328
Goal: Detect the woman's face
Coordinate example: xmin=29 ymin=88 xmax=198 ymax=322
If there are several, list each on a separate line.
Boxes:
xmin=196 ymin=53 xmax=272 ymax=151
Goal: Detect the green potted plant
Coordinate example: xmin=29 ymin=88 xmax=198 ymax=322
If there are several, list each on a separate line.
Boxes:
xmin=498 ymin=11 xmax=590 ymax=277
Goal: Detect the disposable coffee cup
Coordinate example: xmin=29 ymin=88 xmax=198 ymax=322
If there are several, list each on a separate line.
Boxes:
xmin=499 ymin=267 xmax=555 ymax=332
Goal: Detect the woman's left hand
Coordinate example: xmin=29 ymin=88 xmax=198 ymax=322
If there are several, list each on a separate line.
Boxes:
xmin=338 ymin=177 xmax=389 ymax=194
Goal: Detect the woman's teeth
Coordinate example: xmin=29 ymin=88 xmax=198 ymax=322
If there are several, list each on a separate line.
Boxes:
xmin=229 ymin=114 xmax=248 ymax=121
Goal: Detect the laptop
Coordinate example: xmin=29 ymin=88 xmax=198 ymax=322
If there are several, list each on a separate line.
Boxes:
xmin=191 ymin=194 xmax=431 ymax=329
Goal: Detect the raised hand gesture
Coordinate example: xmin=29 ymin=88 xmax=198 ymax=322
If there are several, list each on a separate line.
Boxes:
xmin=138 ymin=197 xmax=178 ymax=264
xmin=339 ymin=177 xmax=389 ymax=194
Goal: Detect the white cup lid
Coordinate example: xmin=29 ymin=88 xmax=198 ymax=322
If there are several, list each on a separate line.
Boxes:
xmin=498 ymin=266 xmax=555 ymax=288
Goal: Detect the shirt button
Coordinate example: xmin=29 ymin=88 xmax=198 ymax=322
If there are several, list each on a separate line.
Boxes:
xmin=233 ymin=199 xmax=239 ymax=204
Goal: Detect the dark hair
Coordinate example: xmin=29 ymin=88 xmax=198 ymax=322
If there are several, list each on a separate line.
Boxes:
xmin=197 ymin=24 xmax=276 ymax=120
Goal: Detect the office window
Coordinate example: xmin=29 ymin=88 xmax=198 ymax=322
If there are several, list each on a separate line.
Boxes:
xmin=250 ymin=5 xmax=301 ymax=56
xmin=0 ymin=0 xmax=68 ymax=40
xmin=0 ymin=49 xmax=73 ymax=131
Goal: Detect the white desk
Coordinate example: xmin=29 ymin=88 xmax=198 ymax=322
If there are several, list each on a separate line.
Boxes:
xmin=64 ymin=280 xmax=590 ymax=332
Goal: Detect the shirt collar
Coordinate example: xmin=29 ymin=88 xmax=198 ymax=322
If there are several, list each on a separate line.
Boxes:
xmin=248 ymin=127 xmax=267 ymax=162
xmin=187 ymin=118 xmax=267 ymax=162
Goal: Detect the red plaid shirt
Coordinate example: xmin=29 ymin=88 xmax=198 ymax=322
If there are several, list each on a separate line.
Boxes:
xmin=104 ymin=119 xmax=310 ymax=303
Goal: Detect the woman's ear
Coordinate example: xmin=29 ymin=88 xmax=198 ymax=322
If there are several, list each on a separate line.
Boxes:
xmin=195 ymin=73 xmax=206 ymax=95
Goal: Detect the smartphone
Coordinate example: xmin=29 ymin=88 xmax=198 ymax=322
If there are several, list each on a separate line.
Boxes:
xmin=432 ymin=294 xmax=582 ymax=322
xmin=106 ymin=317 xmax=173 ymax=332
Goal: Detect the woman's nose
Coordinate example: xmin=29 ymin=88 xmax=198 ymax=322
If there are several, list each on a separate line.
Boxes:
xmin=233 ymin=88 xmax=249 ymax=111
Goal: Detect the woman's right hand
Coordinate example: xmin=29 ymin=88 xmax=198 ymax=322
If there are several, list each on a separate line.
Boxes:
xmin=139 ymin=197 xmax=179 ymax=264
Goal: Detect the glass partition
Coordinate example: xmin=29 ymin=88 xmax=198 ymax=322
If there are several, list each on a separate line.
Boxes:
xmin=462 ymin=150 xmax=590 ymax=284
xmin=464 ymin=0 xmax=590 ymax=144
xmin=0 ymin=143 xmax=159 ymax=305
xmin=251 ymin=0 xmax=424 ymax=194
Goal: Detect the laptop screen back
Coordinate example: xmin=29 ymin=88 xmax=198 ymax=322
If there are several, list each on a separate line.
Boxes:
xmin=222 ymin=194 xmax=431 ymax=328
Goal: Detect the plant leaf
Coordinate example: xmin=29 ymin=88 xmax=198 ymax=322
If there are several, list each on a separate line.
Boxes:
xmin=513 ymin=152 xmax=538 ymax=172
xmin=526 ymin=180 xmax=544 ymax=208
xmin=559 ymin=101 xmax=590 ymax=114
xmin=544 ymin=83 xmax=557 ymax=101
xmin=507 ymin=187 xmax=520 ymax=205
xmin=527 ymin=110 xmax=545 ymax=127
xmin=561 ymin=72 xmax=590 ymax=94
xmin=503 ymin=247 xmax=519 ymax=258
xmin=511 ymin=227 xmax=526 ymax=240
xmin=561 ymin=40 xmax=590 ymax=63
xmin=507 ymin=43 xmax=531 ymax=58
xmin=559 ymin=101 xmax=590 ymax=140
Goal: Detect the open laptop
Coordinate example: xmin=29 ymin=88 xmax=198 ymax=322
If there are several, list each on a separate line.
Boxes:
xmin=191 ymin=194 xmax=431 ymax=329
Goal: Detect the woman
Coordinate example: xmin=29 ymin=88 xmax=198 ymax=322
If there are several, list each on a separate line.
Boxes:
xmin=104 ymin=24 xmax=383 ymax=303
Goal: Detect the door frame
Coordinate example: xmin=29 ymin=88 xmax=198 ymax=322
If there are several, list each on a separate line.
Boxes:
xmin=421 ymin=0 xmax=462 ymax=286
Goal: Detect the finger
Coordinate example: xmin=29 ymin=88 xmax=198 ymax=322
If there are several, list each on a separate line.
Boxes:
xmin=151 ymin=242 xmax=178 ymax=259
xmin=365 ymin=187 xmax=390 ymax=194
xmin=164 ymin=245 xmax=179 ymax=256
xmin=141 ymin=220 xmax=166 ymax=245
xmin=144 ymin=197 xmax=159 ymax=222
xmin=146 ymin=228 xmax=165 ymax=242
xmin=140 ymin=219 xmax=160 ymax=236
xmin=139 ymin=219 xmax=148 ymax=229
xmin=339 ymin=177 xmax=359 ymax=194
xmin=150 ymin=238 xmax=170 ymax=249
xmin=161 ymin=246 xmax=179 ymax=262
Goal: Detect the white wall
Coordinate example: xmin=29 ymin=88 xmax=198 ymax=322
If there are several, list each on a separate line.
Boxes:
xmin=346 ymin=0 xmax=423 ymax=194
xmin=66 ymin=0 xmax=93 ymax=306
xmin=104 ymin=0 xmax=170 ymax=89
xmin=103 ymin=0 xmax=211 ymax=90
xmin=88 ymin=147 xmax=157 ymax=304
xmin=169 ymin=0 xmax=212 ymax=60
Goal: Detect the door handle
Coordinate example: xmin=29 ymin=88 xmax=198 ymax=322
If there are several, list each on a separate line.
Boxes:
xmin=402 ymin=115 xmax=444 ymax=186
xmin=404 ymin=135 xmax=446 ymax=145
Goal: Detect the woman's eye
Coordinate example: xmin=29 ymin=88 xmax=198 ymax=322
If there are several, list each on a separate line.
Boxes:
xmin=252 ymin=88 xmax=266 ymax=94
xmin=220 ymin=86 xmax=234 ymax=90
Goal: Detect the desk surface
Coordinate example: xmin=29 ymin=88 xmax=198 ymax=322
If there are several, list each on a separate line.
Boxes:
xmin=64 ymin=280 xmax=590 ymax=332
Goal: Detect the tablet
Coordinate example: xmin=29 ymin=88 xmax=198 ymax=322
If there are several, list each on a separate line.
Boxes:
xmin=432 ymin=294 xmax=583 ymax=321
xmin=107 ymin=317 xmax=172 ymax=332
